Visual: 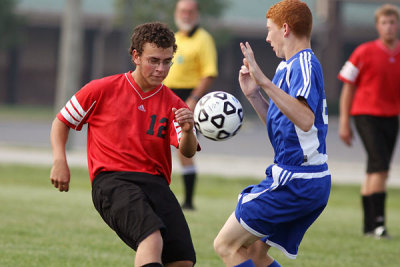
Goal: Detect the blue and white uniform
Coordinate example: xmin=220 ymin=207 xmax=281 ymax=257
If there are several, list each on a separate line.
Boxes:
xmin=235 ymin=49 xmax=331 ymax=259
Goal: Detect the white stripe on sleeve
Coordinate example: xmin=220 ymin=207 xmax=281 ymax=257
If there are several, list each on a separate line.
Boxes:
xmin=173 ymin=120 xmax=182 ymax=143
xmin=60 ymin=107 xmax=79 ymax=126
xmin=66 ymin=100 xmax=83 ymax=121
xmin=173 ymin=120 xmax=197 ymax=146
xmin=339 ymin=61 xmax=359 ymax=83
xmin=71 ymin=96 xmax=86 ymax=117
xmin=59 ymin=96 xmax=96 ymax=129
xmin=297 ymin=51 xmax=312 ymax=98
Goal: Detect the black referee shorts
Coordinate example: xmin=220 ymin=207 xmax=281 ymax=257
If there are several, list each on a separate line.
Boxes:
xmin=171 ymin=88 xmax=193 ymax=101
xmin=91 ymin=171 xmax=196 ymax=264
xmin=354 ymin=115 xmax=399 ymax=173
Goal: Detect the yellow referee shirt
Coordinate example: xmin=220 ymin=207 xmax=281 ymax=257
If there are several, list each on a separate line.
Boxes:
xmin=164 ymin=27 xmax=218 ymax=89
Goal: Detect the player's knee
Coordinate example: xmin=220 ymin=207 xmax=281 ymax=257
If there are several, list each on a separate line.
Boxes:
xmin=173 ymin=260 xmax=194 ymax=267
xmin=214 ymin=235 xmax=234 ymax=259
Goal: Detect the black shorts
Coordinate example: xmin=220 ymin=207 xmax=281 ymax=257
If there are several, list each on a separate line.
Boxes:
xmin=354 ymin=115 xmax=399 ymax=173
xmin=171 ymin=88 xmax=193 ymax=101
xmin=91 ymin=171 xmax=196 ymax=264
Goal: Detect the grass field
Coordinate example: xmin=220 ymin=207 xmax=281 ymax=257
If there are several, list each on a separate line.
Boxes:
xmin=1 ymin=163 xmax=400 ymax=267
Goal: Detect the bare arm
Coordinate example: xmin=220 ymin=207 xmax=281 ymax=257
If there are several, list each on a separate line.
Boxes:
xmin=338 ymin=82 xmax=356 ymax=146
xmin=186 ymin=76 xmax=216 ymax=111
xmin=173 ymin=108 xmax=198 ymax=158
xmin=261 ymin=78 xmax=314 ymax=131
xmin=50 ymin=118 xmax=71 ymax=192
xmin=240 ymin=42 xmax=314 ymax=131
xmin=238 ymin=63 xmax=269 ymax=124
xmin=245 ymin=90 xmax=270 ymax=125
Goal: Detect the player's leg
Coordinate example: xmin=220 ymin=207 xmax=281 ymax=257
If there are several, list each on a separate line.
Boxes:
xmin=355 ymin=115 xmax=382 ymax=235
xmin=355 ymin=115 xmax=398 ymax=236
xmin=91 ymin=172 xmax=167 ymax=265
xmin=171 ymin=88 xmax=198 ymax=210
xmin=246 ymin=240 xmax=277 ymax=266
xmin=366 ymin=171 xmax=388 ymax=193
xmin=366 ymin=116 xmax=399 ymax=197
xmin=135 ymin=230 xmax=163 ymax=266
xmin=161 ymin=204 xmax=195 ymax=267
xmin=361 ymin=171 xmax=388 ymax=234
xmin=165 ymin=260 xmax=193 ymax=267
xmin=368 ymin=117 xmax=398 ymax=237
xmin=178 ymin=152 xmax=197 ymax=210
xmin=214 ymin=212 xmax=274 ymax=266
xmin=360 ymin=176 xmax=374 ymax=234
xmin=142 ymin=175 xmax=196 ymax=266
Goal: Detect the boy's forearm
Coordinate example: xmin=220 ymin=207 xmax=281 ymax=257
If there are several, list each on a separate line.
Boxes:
xmin=179 ymin=131 xmax=198 ymax=158
xmin=50 ymin=118 xmax=70 ymax=163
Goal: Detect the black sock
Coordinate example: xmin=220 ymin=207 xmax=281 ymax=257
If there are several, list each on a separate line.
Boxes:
xmin=362 ymin=195 xmax=374 ymax=233
xmin=371 ymin=192 xmax=386 ymax=228
xmin=140 ymin=263 xmax=163 ymax=267
xmin=183 ymin=172 xmax=196 ymax=206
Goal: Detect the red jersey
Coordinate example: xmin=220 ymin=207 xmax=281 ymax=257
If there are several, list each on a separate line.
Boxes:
xmin=338 ymin=39 xmax=400 ymax=116
xmin=57 ymin=71 xmax=197 ymax=184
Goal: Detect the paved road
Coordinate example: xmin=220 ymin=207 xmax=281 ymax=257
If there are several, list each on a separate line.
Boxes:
xmin=1 ymin=116 xmax=399 ymax=186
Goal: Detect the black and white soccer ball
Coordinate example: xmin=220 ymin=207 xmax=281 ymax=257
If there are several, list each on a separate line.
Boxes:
xmin=194 ymin=91 xmax=244 ymax=141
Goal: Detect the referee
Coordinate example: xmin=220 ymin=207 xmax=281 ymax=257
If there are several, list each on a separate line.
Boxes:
xmin=164 ymin=0 xmax=218 ymax=210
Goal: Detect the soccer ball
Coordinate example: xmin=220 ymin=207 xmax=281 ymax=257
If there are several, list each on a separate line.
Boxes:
xmin=194 ymin=91 xmax=244 ymax=141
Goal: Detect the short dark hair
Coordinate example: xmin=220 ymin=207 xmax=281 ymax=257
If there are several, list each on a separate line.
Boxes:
xmin=128 ymin=22 xmax=177 ymax=56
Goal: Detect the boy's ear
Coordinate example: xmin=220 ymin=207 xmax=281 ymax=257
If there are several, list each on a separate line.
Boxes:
xmin=283 ymin=23 xmax=290 ymax=37
xmin=132 ymin=49 xmax=140 ymax=65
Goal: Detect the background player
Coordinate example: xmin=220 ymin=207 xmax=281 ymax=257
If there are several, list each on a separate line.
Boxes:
xmin=213 ymin=1 xmax=331 ymax=266
xmin=338 ymin=4 xmax=400 ymax=238
xmin=50 ymin=22 xmax=199 ymax=267
xmin=164 ymin=0 xmax=218 ymax=210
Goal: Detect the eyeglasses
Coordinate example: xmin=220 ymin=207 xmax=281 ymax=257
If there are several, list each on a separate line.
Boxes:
xmin=145 ymin=57 xmax=173 ymax=68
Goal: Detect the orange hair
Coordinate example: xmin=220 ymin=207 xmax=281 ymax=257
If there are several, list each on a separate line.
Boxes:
xmin=266 ymin=0 xmax=312 ymax=38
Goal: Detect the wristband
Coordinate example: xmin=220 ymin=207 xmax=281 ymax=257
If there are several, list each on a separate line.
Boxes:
xmin=190 ymin=95 xmax=200 ymax=101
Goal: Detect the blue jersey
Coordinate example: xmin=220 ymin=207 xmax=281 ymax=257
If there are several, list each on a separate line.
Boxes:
xmin=235 ymin=50 xmax=331 ymax=259
xmin=267 ymin=49 xmax=328 ymax=166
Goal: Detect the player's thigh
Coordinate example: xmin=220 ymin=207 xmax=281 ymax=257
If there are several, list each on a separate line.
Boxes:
xmin=91 ymin=172 xmax=165 ymax=250
xmin=143 ymin=179 xmax=196 ymax=264
xmin=354 ymin=115 xmax=398 ymax=171
xmin=381 ymin=116 xmax=399 ymax=157
xmin=215 ymin=212 xmax=259 ymax=250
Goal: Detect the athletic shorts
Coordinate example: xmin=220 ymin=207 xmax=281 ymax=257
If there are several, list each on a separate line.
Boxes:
xmin=91 ymin=171 xmax=196 ymax=264
xmin=354 ymin=115 xmax=399 ymax=173
xmin=235 ymin=163 xmax=331 ymax=259
xmin=171 ymin=88 xmax=193 ymax=101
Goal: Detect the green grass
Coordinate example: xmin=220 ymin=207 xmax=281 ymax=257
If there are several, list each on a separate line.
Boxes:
xmin=1 ymin=164 xmax=400 ymax=266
